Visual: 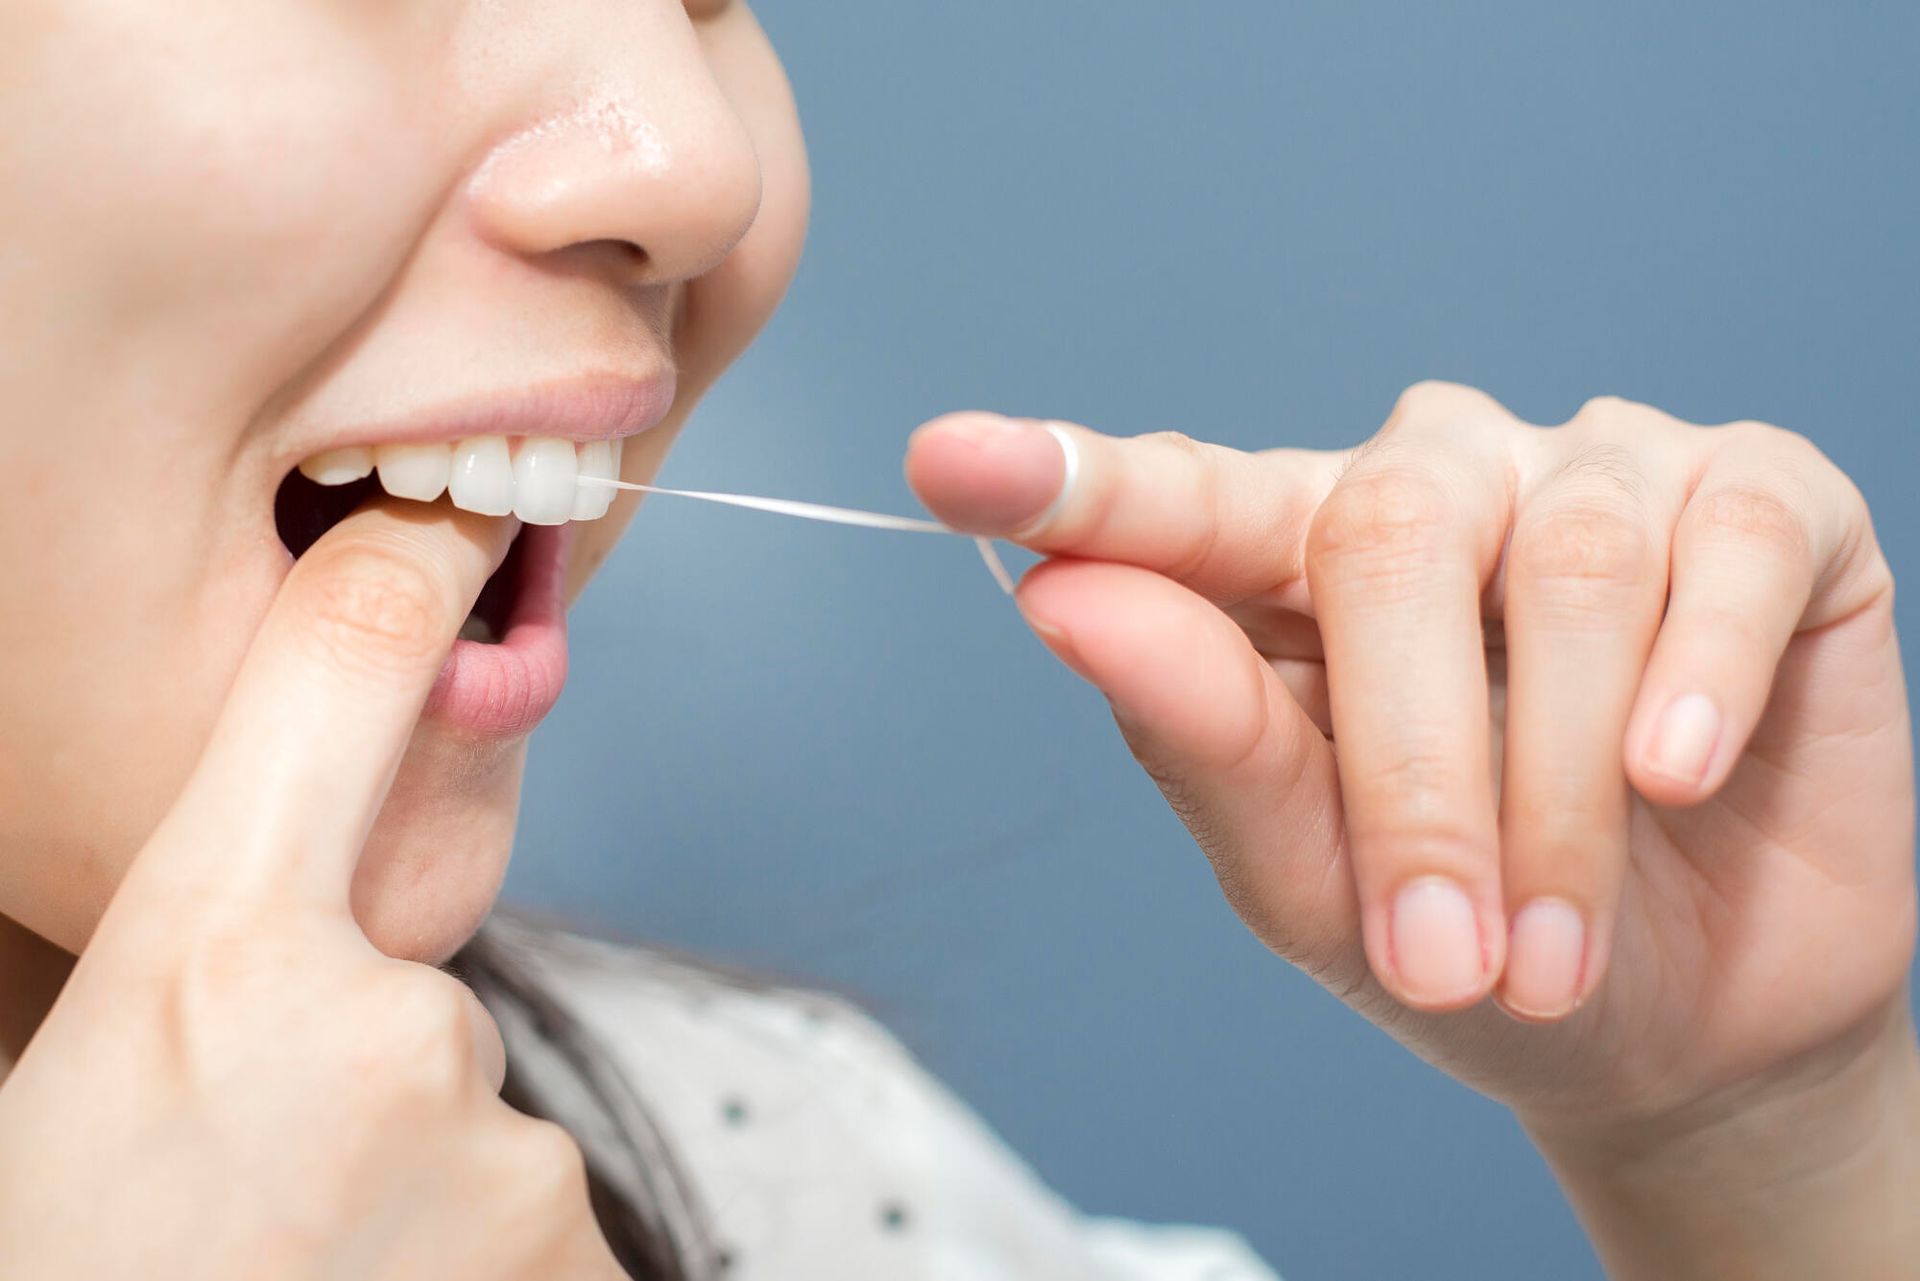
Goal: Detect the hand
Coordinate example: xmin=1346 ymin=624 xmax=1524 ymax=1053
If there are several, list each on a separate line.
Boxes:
xmin=0 ymin=501 xmax=622 ymax=1280
xmin=907 ymin=383 xmax=1917 ymax=1275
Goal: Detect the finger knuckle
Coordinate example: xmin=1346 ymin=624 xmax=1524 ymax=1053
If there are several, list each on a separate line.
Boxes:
xmin=1140 ymin=431 xmax=1230 ymax=582
xmin=508 ymin=1115 xmax=594 ymax=1199
xmin=1390 ymin=379 xmax=1489 ymax=423
xmin=1691 ymin=482 xmax=1812 ymax=563
xmin=364 ymin=966 xmax=489 ymax=1098
xmin=1718 ymin=419 xmax=1844 ymax=482
xmin=1504 ymin=796 xmax=1621 ymax=864
xmin=1720 ymin=417 xmax=1812 ymax=456
xmin=173 ymin=924 xmax=275 ymax=1008
xmin=167 ymin=927 xmax=298 ymax=1074
xmin=1572 ymin=393 xmax=1632 ymax=420
xmin=292 ymin=542 xmax=453 ymax=671
xmin=1140 ymin=427 xmax=1208 ymax=458
xmin=1509 ymin=502 xmax=1655 ymax=607
xmin=1355 ymin=749 xmax=1482 ymax=843
xmin=1308 ymin=466 xmax=1457 ymax=571
xmin=1366 ymin=744 xmax=1461 ymax=802
xmin=1568 ymin=393 xmax=1666 ymax=431
xmin=1551 ymin=442 xmax=1650 ymax=502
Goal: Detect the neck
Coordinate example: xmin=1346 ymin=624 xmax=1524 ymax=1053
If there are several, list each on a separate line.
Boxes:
xmin=0 ymin=914 xmax=75 ymax=1082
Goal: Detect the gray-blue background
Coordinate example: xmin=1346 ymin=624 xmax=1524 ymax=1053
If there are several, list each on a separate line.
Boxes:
xmin=508 ymin=4 xmax=1920 ymax=1276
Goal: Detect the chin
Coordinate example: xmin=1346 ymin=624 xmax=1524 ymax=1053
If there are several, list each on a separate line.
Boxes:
xmin=347 ymin=721 xmax=530 ymax=966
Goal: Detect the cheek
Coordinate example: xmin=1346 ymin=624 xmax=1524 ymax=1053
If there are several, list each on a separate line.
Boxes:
xmin=3 ymin=6 xmax=452 ymax=427
xmin=0 ymin=9 xmax=463 ymax=948
xmin=350 ymin=730 xmax=530 ymax=965
xmin=0 ymin=539 xmax=284 ymax=953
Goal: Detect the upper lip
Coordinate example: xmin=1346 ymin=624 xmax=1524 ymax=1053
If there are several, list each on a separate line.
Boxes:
xmin=297 ymin=370 xmax=678 ymax=456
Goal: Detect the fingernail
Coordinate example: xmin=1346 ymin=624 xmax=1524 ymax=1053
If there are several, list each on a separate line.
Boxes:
xmin=927 ymin=412 xmax=1022 ymax=446
xmin=1389 ymin=877 xmax=1486 ymax=1006
xmin=926 ymin=416 xmax=1070 ymax=535
xmin=1646 ymin=692 xmax=1720 ymax=785
xmin=1025 ymin=611 xmax=1072 ymax=658
xmin=1504 ymin=898 xmax=1586 ymax=1019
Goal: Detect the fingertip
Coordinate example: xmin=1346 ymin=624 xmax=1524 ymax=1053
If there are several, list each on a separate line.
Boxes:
xmin=1625 ymin=690 xmax=1734 ymax=807
xmin=1012 ymin=559 xmax=1190 ymax=677
xmin=904 ymin=412 xmax=1067 ymax=535
xmin=1009 ymin=551 xmax=1089 ymax=618
xmin=1017 ymin=559 xmax=1284 ymax=772
xmin=1496 ymin=897 xmax=1592 ymax=1023
xmin=1625 ymin=764 xmax=1717 ymax=810
xmin=1011 ymin=564 xmax=1092 ymax=682
xmin=284 ymin=501 xmax=518 ymax=674
xmin=1369 ymin=875 xmax=1504 ymax=1013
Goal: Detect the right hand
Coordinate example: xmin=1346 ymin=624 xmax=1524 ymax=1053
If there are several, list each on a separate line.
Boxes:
xmin=0 ymin=500 xmax=622 ymax=1279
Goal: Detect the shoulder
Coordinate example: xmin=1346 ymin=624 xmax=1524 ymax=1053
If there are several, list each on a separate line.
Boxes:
xmin=472 ymin=913 xmax=1281 ymax=1280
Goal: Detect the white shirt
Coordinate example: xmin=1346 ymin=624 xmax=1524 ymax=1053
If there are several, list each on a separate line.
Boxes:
xmin=481 ymin=915 xmax=1281 ymax=1281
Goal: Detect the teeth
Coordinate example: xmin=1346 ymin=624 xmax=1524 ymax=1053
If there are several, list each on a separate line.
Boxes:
xmin=300 ymin=435 xmax=628 ymax=523
xmin=572 ymin=439 xmax=618 ymax=520
xmin=297 ymin=446 xmax=374 ymax=486
xmin=605 ymin=437 xmax=625 ymax=507
xmin=374 ymin=442 xmax=452 ymax=502
xmin=512 ymin=437 xmax=578 ymax=526
xmin=447 ymin=436 xmax=514 ymax=517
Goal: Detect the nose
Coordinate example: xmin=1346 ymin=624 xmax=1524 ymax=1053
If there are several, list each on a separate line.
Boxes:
xmin=463 ymin=42 xmax=762 ymax=287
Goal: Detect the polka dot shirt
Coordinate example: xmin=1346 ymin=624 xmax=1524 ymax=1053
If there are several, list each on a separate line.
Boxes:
xmin=484 ymin=917 xmax=1280 ymax=1281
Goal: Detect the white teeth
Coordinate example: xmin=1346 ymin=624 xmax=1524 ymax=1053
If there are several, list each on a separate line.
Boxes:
xmin=374 ymin=442 xmax=453 ymax=502
xmin=301 ymin=435 xmax=626 ymax=522
xmin=512 ymin=437 xmax=578 ymax=526
xmin=572 ymin=439 xmax=617 ymax=520
xmin=448 ymin=436 xmax=514 ymax=517
xmin=297 ymin=445 xmax=375 ymax=486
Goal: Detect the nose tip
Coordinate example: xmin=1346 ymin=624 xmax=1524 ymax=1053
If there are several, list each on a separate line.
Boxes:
xmin=465 ymin=89 xmax=763 ymax=287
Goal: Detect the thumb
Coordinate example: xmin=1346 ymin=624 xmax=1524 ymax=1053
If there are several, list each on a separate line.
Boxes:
xmin=1016 ymin=557 xmax=1364 ymax=979
xmin=119 ymin=499 xmax=518 ymax=922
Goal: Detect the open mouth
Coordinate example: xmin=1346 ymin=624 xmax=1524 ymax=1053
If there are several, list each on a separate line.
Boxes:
xmin=271 ymin=466 xmax=573 ymax=736
xmin=259 ymin=374 xmax=673 ymax=737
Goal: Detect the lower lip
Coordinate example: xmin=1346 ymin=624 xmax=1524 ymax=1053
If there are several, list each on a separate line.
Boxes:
xmin=423 ymin=522 xmax=571 ymax=738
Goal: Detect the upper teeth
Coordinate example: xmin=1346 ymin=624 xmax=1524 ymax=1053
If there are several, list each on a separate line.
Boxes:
xmin=296 ymin=436 xmax=623 ymax=524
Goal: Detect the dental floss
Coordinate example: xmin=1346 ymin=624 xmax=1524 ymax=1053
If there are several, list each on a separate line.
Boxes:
xmin=575 ymin=475 xmax=1016 ymax=594
xmin=1012 ymin=423 xmax=1080 ymax=541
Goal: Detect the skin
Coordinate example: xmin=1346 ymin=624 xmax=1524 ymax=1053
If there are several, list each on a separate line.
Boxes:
xmin=0 ymin=0 xmax=808 ymax=961
xmin=0 ymin=0 xmax=804 ymax=1270
xmin=907 ymin=391 xmax=1917 ymax=1277
xmin=1 ymin=506 xmax=635 ymax=1275
xmin=0 ymin=1 xmax=1912 ymax=1276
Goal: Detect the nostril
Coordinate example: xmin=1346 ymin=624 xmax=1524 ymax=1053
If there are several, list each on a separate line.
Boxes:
xmin=272 ymin=468 xmax=381 ymax=560
xmin=550 ymin=237 xmax=650 ymax=286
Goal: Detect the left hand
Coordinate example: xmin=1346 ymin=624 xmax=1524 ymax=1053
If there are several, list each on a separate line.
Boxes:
xmin=903 ymin=382 xmax=1914 ymax=1143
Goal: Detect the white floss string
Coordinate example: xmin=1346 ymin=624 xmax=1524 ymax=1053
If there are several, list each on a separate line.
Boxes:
xmin=576 ymin=475 xmax=1018 ymax=594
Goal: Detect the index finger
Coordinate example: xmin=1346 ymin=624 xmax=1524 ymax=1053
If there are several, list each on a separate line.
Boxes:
xmin=904 ymin=412 xmax=1347 ymax=604
xmin=130 ymin=498 xmax=517 ymax=915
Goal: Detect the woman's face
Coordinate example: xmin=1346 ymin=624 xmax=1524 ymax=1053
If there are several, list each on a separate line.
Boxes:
xmin=0 ymin=1 xmax=808 ymax=961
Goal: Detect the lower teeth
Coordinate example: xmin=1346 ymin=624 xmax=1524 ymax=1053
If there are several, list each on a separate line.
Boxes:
xmin=458 ymin=615 xmax=499 ymax=644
